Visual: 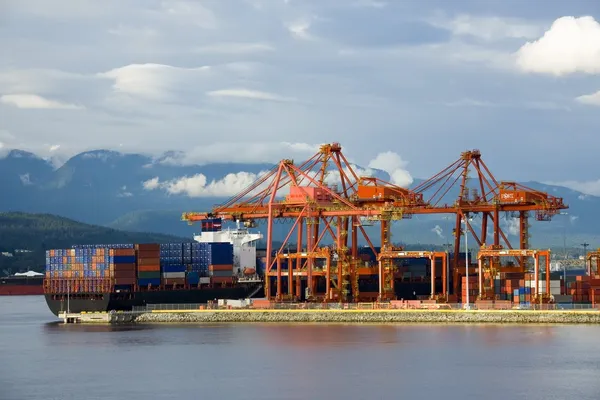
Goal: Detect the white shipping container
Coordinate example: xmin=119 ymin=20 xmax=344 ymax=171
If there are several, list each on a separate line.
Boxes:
xmin=162 ymin=272 xmax=185 ymax=279
xmin=199 ymin=277 xmax=210 ymax=284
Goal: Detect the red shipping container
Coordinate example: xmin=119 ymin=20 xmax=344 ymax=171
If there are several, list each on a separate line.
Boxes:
xmin=209 ymin=264 xmax=233 ymax=271
xmin=114 ymin=277 xmax=136 ymax=285
xmin=114 ymin=263 xmax=136 ymax=271
xmin=137 ymin=250 xmax=160 ymax=258
xmin=135 ymin=243 xmax=160 ymax=251
xmin=114 ymin=270 xmax=136 ymax=279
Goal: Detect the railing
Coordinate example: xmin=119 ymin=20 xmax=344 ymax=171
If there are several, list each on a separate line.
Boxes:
xmin=131 ymin=302 xmax=600 ymax=312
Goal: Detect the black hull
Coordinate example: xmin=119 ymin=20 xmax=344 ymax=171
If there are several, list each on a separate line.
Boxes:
xmin=45 ymin=284 xmax=264 ymax=317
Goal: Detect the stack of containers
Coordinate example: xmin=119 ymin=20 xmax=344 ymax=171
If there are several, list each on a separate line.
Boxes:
xmin=136 ymin=243 xmax=160 ymax=287
xmin=207 ymin=242 xmax=234 ymax=284
xmin=44 ymin=244 xmax=135 ymax=294
xmin=159 ymin=243 xmax=186 ymax=286
xmin=113 ymin=247 xmax=136 ymax=289
xmin=188 ymin=242 xmax=208 ymax=284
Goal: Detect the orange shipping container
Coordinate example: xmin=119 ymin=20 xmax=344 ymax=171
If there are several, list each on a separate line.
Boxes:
xmin=114 ymin=248 xmax=135 ymax=256
xmin=137 ymin=264 xmax=160 ymax=272
xmin=138 ymin=258 xmax=160 ymax=266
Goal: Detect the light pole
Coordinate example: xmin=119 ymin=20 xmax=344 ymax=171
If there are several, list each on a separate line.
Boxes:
xmin=462 ymin=216 xmax=472 ymax=309
xmin=582 ymin=242 xmax=590 ymax=275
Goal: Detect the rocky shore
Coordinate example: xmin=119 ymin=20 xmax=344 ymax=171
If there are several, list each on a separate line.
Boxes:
xmin=133 ymin=310 xmax=600 ymax=324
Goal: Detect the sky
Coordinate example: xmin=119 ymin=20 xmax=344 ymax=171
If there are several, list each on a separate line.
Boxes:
xmin=1 ymin=0 xmax=600 ymax=193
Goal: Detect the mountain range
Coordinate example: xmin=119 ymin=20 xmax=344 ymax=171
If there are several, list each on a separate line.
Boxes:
xmin=0 ymin=148 xmax=597 ymax=249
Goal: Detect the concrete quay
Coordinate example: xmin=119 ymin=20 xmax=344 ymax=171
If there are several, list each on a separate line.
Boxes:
xmin=133 ymin=309 xmax=600 ymax=324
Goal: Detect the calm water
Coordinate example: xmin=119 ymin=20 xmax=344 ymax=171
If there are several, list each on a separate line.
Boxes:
xmin=2 ymin=296 xmax=600 ymax=400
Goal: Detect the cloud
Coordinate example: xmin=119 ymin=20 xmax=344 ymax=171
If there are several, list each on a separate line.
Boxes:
xmin=367 ymin=151 xmax=413 ymax=187
xmin=431 ymin=225 xmax=444 ymax=239
xmin=207 ymin=88 xmax=296 ymax=102
xmin=548 ymin=180 xmax=600 ymax=196
xmin=0 ymin=94 xmax=84 ymax=110
xmin=98 ymin=63 xmax=211 ymax=101
xmin=515 ymin=16 xmax=600 ymax=76
xmin=195 ymin=42 xmax=275 ymax=54
xmin=286 ymin=18 xmax=314 ymax=40
xmin=143 ymin=170 xmax=271 ymax=197
xmin=575 ymin=91 xmax=600 ymax=107
xmin=19 ymin=173 xmax=32 ymax=185
xmin=156 ymin=141 xmax=319 ymax=166
xmin=142 ymin=177 xmax=161 ymax=190
xmin=504 ymin=218 xmax=520 ymax=236
xmin=429 ymin=13 xmax=543 ymax=41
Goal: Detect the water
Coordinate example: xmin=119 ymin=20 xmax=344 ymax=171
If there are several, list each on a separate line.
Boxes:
xmin=2 ymin=296 xmax=600 ymax=400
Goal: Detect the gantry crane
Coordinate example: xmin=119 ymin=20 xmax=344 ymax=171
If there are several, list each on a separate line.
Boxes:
xmin=411 ymin=150 xmax=567 ymax=295
xmin=182 ymin=143 xmax=427 ymax=302
xmin=182 ymin=144 xmax=568 ymax=303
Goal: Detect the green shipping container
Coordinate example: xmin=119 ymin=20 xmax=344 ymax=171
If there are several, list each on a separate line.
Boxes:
xmin=138 ymin=271 xmax=161 ymax=279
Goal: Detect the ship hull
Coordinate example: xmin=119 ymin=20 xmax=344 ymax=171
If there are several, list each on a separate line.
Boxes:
xmin=0 ymin=277 xmax=44 ymax=296
xmin=45 ymin=284 xmax=264 ymax=317
xmin=0 ymin=285 xmax=45 ymax=296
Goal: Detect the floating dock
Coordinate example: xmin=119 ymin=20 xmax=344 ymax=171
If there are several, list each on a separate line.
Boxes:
xmin=59 ymin=311 xmax=138 ymax=324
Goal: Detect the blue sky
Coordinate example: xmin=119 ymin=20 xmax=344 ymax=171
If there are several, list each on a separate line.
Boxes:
xmin=0 ymin=0 xmax=599 ymax=193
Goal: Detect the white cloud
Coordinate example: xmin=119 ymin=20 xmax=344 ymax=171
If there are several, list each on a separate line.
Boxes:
xmin=431 ymin=225 xmax=444 ymax=239
xmin=286 ymin=18 xmax=313 ymax=40
xmin=156 ymin=141 xmax=319 ymax=166
xmin=548 ymin=180 xmax=600 ymax=196
xmin=98 ymin=63 xmax=211 ymax=101
xmin=143 ymin=170 xmax=272 ymax=197
xmin=142 ymin=177 xmax=161 ymax=190
xmin=207 ymin=88 xmax=296 ymax=102
xmin=515 ymin=16 xmax=600 ymax=76
xmin=195 ymin=42 xmax=275 ymax=54
xmin=0 ymin=94 xmax=83 ymax=110
xmin=504 ymin=218 xmax=520 ymax=236
xmin=324 ymin=164 xmax=375 ymax=187
xmin=429 ymin=14 xmax=543 ymax=41
xmin=575 ymin=91 xmax=600 ymax=107
xmin=19 ymin=173 xmax=32 ymax=185
xmin=367 ymin=151 xmax=413 ymax=187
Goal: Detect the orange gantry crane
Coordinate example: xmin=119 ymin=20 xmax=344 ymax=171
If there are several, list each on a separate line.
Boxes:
xmin=182 ymin=143 xmax=427 ymax=302
xmin=182 ymin=144 xmax=568 ymax=303
xmin=411 ymin=150 xmax=567 ymax=295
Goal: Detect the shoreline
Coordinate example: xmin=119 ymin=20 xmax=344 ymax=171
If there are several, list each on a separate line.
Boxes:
xmin=132 ymin=309 xmax=600 ymax=324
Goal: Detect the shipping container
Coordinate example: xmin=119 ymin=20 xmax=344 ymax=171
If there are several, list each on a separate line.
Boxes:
xmin=138 ymin=271 xmax=161 ymax=279
xmin=162 ymin=272 xmax=186 ymax=279
xmin=138 ymin=278 xmax=160 ymax=286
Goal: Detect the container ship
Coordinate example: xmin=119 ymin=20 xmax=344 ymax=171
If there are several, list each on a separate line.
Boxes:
xmin=0 ymin=271 xmax=45 ymax=295
xmin=43 ymin=219 xmax=265 ymax=316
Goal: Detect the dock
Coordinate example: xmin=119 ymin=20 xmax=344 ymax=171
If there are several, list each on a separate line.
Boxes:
xmin=59 ymin=310 xmax=138 ymax=324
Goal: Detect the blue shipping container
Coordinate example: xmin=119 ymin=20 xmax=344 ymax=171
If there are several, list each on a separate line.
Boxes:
xmin=114 ymin=255 xmax=136 ymax=264
xmin=138 ymin=278 xmax=161 ymax=286
xmin=162 ymin=265 xmax=187 ymax=273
